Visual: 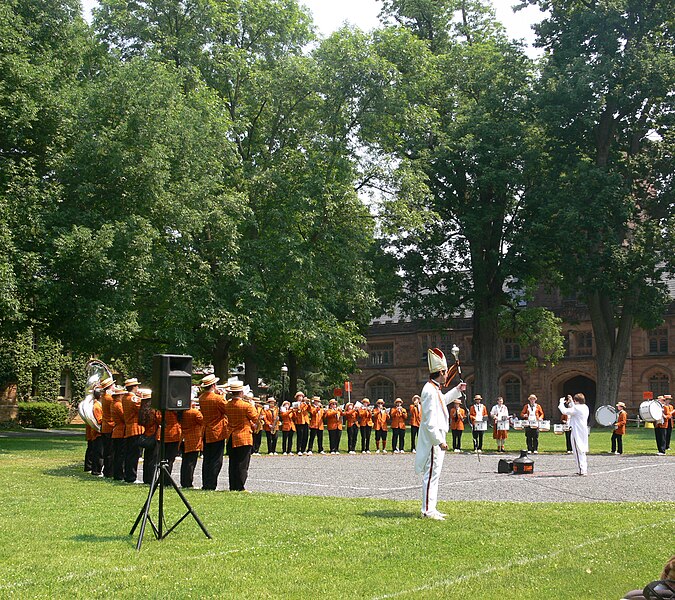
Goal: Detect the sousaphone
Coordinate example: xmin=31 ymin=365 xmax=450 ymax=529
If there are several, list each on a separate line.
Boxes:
xmin=78 ymin=359 xmax=113 ymax=432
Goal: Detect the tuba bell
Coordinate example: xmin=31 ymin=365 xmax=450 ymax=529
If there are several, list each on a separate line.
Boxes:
xmin=78 ymin=359 xmax=113 ymax=432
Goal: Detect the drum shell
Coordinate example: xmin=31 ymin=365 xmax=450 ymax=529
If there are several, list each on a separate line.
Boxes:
xmin=497 ymin=420 xmax=509 ymax=431
xmin=639 ymin=400 xmax=663 ymax=423
xmin=553 ymin=424 xmax=564 ymax=435
xmin=595 ymin=404 xmax=617 ymax=427
xmin=538 ymin=420 xmax=550 ymax=431
xmin=474 ymin=421 xmax=487 ymax=432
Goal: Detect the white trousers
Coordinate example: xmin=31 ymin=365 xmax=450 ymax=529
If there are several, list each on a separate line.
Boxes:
xmin=421 ymin=445 xmax=445 ymax=514
xmin=572 ymin=437 xmax=587 ymax=475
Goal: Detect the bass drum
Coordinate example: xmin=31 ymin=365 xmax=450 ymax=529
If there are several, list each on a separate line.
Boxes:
xmin=595 ymin=405 xmax=617 ymax=427
xmin=639 ymin=400 xmax=663 ymax=423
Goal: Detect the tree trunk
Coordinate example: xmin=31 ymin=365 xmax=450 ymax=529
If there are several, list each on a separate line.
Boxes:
xmin=212 ymin=338 xmax=230 ymax=381
xmin=243 ymin=344 xmax=259 ymax=394
xmin=587 ymin=290 xmax=634 ymax=407
xmin=472 ymin=302 xmax=501 ymax=402
xmin=288 ymin=351 xmax=298 ymax=399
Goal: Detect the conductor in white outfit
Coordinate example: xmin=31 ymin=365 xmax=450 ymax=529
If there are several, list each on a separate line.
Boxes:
xmin=558 ymin=393 xmax=590 ymax=476
xmin=415 ymin=348 xmax=467 ymax=520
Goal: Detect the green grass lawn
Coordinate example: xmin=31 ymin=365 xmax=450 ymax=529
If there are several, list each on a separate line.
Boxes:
xmin=0 ymin=434 xmax=672 ymax=599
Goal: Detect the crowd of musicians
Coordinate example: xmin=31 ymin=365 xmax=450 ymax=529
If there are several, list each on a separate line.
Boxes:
xmin=83 ymin=375 xmax=674 ymax=489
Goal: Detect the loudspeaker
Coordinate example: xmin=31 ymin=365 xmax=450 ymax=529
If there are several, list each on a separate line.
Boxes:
xmin=151 ymin=354 xmax=193 ymax=411
xmin=497 ymin=459 xmax=513 ymax=474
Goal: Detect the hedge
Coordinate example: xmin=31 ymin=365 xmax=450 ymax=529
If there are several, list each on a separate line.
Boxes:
xmin=17 ymin=402 xmax=68 ymax=429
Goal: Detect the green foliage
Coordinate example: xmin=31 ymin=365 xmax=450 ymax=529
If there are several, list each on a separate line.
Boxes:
xmin=16 ymin=402 xmax=68 ymax=428
xmin=500 ymin=306 xmax=565 ymax=370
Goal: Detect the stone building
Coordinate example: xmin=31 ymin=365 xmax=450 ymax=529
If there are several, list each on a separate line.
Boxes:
xmin=349 ymin=286 xmax=675 ymax=422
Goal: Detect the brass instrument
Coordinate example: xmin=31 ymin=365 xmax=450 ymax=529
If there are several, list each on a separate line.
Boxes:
xmin=271 ymin=406 xmax=280 ymax=435
xmin=79 ymin=359 xmax=114 ymax=432
xmin=254 ymin=404 xmax=265 ymax=434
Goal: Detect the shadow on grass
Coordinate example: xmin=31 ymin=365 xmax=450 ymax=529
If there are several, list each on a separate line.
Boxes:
xmin=43 ymin=463 xmax=110 ymax=481
xmin=72 ymin=533 xmax=132 ymax=543
xmin=361 ymin=509 xmax=416 ymax=519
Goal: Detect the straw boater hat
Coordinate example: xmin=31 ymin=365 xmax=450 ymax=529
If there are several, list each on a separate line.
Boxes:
xmin=294 ymin=391 xmax=305 ymax=399
xmin=427 ymin=348 xmax=447 ymax=373
xmin=99 ymin=376 xmax=114 ymax=390
xmin=268 ymin=397 xmax=276 ymax=403
xmin=138 ymin=388 xmax=152 ymax=400
xmin=376 ymin=399 xmax=384 ymax=405
xmin=329 ymin=398 xmax=337 ymax=405
xmin=362 ymin=398 xmax=370 ymax=405
xmin=474 ymin=394 xmax=482 ymax=401
xmin=394 ymin=398 xmax=403 ymax=405
xmin=200 ymin=374 xmax=220 ymax=388
xmin=229 ymin=379 xmax=244 ymax=392
xmin=111 ymin=385 xmax=126 ymax=395
xmin=124 ymin=378 xmax=140 ymax=388
xmin=617 ymin=402 xmax=626 ymax=408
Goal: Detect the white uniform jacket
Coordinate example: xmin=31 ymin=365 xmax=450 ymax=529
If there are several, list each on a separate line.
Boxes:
xmin=558 ymin=399 xmax=589 ymax=453
xmin=414 ymin=380 xmax=463 ymax=474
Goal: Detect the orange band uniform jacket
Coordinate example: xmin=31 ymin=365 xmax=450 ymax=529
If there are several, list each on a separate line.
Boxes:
xmin=181 ymin=407 xmax=204 ymax=453
xmin=344 ymin=409 xmax=359 ymax=427
xmin=141 ymin=410 xmax=161 ymax=440
xmin=614 ymin=409 xmax=627 ymax=435
xmin=520 ymin=404 xmax=545 ymax=421
xmin=325 ymin=409 xmax=343 ymax=431
xmin=263 ymin=407 xmax=280 ymax=432
xmin=281 ymin=410 xmax=296 ymax=432
xmin=292 ymin=402 xmax=310 ymax=426
xmin=450 ymin=406 xmax=466 ymax=431
xmin=469 ymin=404 xmax=488 ymax=425
xmin=656 ymin=403 xmax=673 ymax=429
xmin=357 ymin=407 xmax=373 ymax=427
xmin=122 ymin=393 xmax=143 ymax=438
xmin=309 ymin=406 xmax=325 ymax=430
xmin=100 ymin=392 xmax=114 ymax=434
xmin=85 ymin=401 xmax=103 ymax=441
xmin=111 ymin=399 xmax=125 ymax=439
xmin=163 ymin=410 xmax=182 ymax=443
xmin=390 ymin=407 xmax=407 ymax=429
xmin=223 ymin=398 xmax=258 ymax=447
xmin=199 ymin=390 xmax=229 ymax=443
xmin=409 ymin=404 xmax=421 ymax=427
xmin=373 ymin=408 xmax=389 ymax=431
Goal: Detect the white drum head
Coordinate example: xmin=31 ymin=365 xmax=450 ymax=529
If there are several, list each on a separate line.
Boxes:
xmin=639 ymin=400 xmax=663 ymax=423
xmin=595 ymin=405 xmax=617 ymax=427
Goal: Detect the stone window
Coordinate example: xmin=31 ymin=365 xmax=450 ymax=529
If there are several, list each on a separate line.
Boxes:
xmin=648 ymin=373 xmax=670 ymax=396
xmin=366 ymin=378 xmax=395 ymax=404
xmin=503 ymin=377 xmax=521 ymax=412
xmin=576 ymin=331 xmax=593 ymax=356
xmin=503 ymin=338 xmax=521 ymax=361
xmin=647 ymin=328 xmax=668 ymax=355
xmin=369 ymin=343 xmax=394 ymax=367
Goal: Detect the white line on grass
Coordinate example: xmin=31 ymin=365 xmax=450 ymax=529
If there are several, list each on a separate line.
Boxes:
xmin=253 ymin=478 xmax=420 ymax=492
xmin=372 ymin=517 xmax=675 ymax=600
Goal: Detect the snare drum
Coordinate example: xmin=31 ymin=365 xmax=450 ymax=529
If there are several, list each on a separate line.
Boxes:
xmin=639 ymin=400 xmax=663 ymax=423
xmin=595 ymin=404 xmax=617 ymax=427
xmin=513 ymin=419 xmax=524 ymax=430
xmin=553 ymin=424 xmax=564 ymax=435
xmin=474 ymin=421 xmax=487 ymax=432
xmin=527 ymin=419 xmax=539 ymax=429
xmin=497 ymin=420 xmax=509 ymax=431
xmin=538 ymin=420 xmax=550 ymax=431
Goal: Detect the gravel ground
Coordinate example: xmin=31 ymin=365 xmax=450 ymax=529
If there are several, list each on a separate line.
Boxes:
xmin=185 ymin=450 xmax=675 ymax=503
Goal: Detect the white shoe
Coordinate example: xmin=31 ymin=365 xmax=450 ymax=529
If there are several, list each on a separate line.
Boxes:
xmin=567 ymin=450 xmax=572 ymax=454
xmin=307 ymin=451 xmax=313 ymax=455
xmin=297 ymin=452 xmax=303 ymax=456
xmin=382 ymin=449 xmax=388 ymax=453
xmin=376 ymin=449 xmax=380 ymax=454
xmin=361 ymin=450 xmax=366 ymax=454
xmin=533 ymin=450 xmax=538 ymax=454
xmin=477 ymin=449 xmax=482 ymax=453
xmin=350 ymin=450 xmax=356 ymax=454
xmin=412 ymin=449 xmax=416 ymax=453
xmin=454 ymin=449 xmax=461 ymax=453
xmin=320 ymin=451 xmax=325 ymax=455
xmin=422 ymin=512 xmax=445 ymax=521
xmin=657 ymin=452 xmax=665 ymax=455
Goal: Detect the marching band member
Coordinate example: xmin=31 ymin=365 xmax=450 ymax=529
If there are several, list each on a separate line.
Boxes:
xmin=293 ymin=392 xmax=310 ymax=455
xmin=198 ymin=374 xmax=229 ymax=490
xmin=263 ymin=397 xmax=280 ymax=455
xmin=521 ymin=394 xmax=544 ymax=454
xmin=180 ymin=398 xmax=204 ymax=488
xmin=163 ymin=408 xmax=182 ymax=481
xmin=84 ymin=388 xmax=104 ymax=476
xmin=409 ymin=395 xmax=421 ymax=453
xmin=344 ymin=402 xmax=359 ymax=454
xmin=490 ymin=396 xmax=509 ymax=453
xmin=223 ymin=380 xmax=258 ymax=491
xmin=449 ymin=398 xmax=466 ymax=452
xmin=664 ymin=395 xmax=673 ymax=451
xmin=373 ymin=399 xmax=389 ymax=453
xmin=307 ymin=396 xmax=326 ymax=454
xmin=280 ymin=400 xmax=296 ymax=455
xmin=252 ymin=398 xmax=265 ymax=456
xmin=138 ymin=394 xmax=160 ymax=485
xmin=325 ymin=399 xmax=343 ymax=454
xmin=358 ymin=398 xmax=373 ymax=453
xmin=558 ymin=393 xmax=589 ymax=476
xmin=469 ymin=394 xmax=488 ymax=452
xmin=390 ymin=398 xmax=407 ymax=453
xmin=612 ymin=401 xmax=627 ymax=455
xmin=654 ymin=395 xmax=668 ymax=455
xmin=415 ymin=348 xmax=466 ymax=520
xmin=122 ymin=377 xmax=143 ymax=483
xmin=99 ymin=376 xmax=115 ymax=478
xmin=561 ymin=413 xmax=573 ymax=453
xmin=110 ymin=385 xmax=127 ymax=481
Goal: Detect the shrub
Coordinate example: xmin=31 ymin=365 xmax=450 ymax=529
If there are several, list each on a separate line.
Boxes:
xmin=17 ymin=402 xmax=68 ymax=429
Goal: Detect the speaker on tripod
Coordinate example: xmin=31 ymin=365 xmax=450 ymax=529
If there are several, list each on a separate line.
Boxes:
xmin=131 ymin=354 xmax=211 ymax=550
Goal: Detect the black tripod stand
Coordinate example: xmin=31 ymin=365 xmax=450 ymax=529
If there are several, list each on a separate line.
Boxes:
xmin=130 ymin=409 xmax=211 ymax=550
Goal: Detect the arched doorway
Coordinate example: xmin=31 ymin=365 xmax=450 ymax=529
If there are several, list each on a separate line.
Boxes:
xmin=562 ymin=376 xmax=597 ymax=422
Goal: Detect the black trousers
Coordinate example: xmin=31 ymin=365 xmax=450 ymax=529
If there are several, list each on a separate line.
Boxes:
xmin=143 ymin=442 xmax=159 ymax=484
xmin=163 ymin=441 xmax=180 ymax=484
xmin=180 ymin=451 xmax=199 ymax=488
xmin=296 ymin=423 xmax=309 ymax=453
xmin=328 ymin=429 xmax=341 ymax=452
xmin=375 ymin=430 xmax=387 ymax=444
xmin=102 ymin=432 xmax=113 ymax=478
xmin=202 ymin=439 xmax=225 ymax=490
xmin=472 ymin=430 xmax=484 ymax=450
xmin=124 ymin=435 xmax=141 ymax=483
xmin=265 ymin=431 xmax=279 ymax=454
xmin=451 ymin=429 xmax=462 ymax=450
xmin=611 ymin=432 xmax=623 ymax=454
xmin=253 ymin=431 xmax=263 ymax=453
xmin=565 ymin=430 xmax=573 ymax=452
xmin=308 ymin=428 xmax=324 ymax=452
xmin=410 ymin=425 xmax=419 ymax=451
xmin=85 ymin=436 xmax=103 ymax=474
xmin=282 ymin=430 xmax=294 ymax=453
xmin=392 ymin=428 xmax=405 ymax=451
xmin=227 ymin=442 xmax=252 ymax=491
xmin=360 ymin=425 xmax=372 ymax=451
xmin=655 ymin=427 xmax=667 ymax=454
xmin=112 ymin=437 xmax=126 ymax=480
xmin=525 ymin=427 xmax=539 ymax=452
xmin=347 ymin=424 xmax=358 ymax=452
xmin=666 ymin=424 xmax=672 ymax=450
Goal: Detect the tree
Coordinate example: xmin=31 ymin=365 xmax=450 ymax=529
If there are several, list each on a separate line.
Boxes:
xmin=527 ymin=0 xmax=675 ymax=405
